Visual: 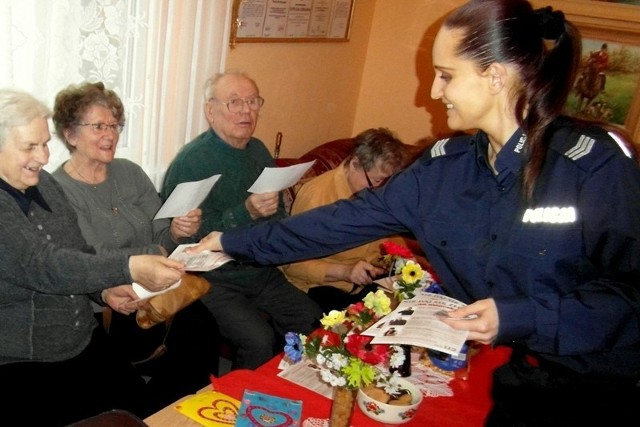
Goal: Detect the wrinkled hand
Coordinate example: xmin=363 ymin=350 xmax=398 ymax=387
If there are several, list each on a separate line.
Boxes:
xmin=185 ymin=231 xmax=224 ymax=254
xmin=346 ymin=261 xmax=385 ymax=285
xmin=170 ymin=208 xmax=202 ymax=240
xmin=246 ymin=192 xmax=279 ymax=219
xmin=102 ymin=284 xmax=143 ymax=315
xmin=437 ymin=298 xmax=499 ymax=345
xmin=129 ymin=254 xmax=184 ymax=292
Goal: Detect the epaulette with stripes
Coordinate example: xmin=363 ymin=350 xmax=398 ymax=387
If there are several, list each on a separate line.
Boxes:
xmin=550 ymin=123 xmax=630 ymax=172
xmin=422 ymin=135 xmax=474 ymax=161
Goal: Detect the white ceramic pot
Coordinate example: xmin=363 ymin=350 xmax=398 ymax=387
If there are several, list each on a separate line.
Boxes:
xmin=356 ymin=378 xmax=423 ymax=424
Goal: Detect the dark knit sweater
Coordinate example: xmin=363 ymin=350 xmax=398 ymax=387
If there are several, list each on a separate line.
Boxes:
xmin=0 ymin=171 xmax=133 ymax=365
xmin=160 ymin=129 xmax=286 ymax=285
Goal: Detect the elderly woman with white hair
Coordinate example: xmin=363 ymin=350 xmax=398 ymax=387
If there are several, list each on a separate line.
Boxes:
xmin=0 ymin=88 xmax=184 ymax=425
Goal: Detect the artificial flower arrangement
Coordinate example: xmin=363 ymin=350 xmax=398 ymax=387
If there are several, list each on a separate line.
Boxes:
xmin=284 ymin=290 xmax=408 ymax=396
xmin=378 ymin=242 xmax=474 ymax=380
xmin=378 ymin=241 xmax=433 ymax=300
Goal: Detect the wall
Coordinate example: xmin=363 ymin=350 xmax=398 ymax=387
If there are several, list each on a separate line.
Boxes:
xmin=225 ymin=0 xmax=376 ymax=159
xmin=353 ymin=0 xmax=463 ymax=147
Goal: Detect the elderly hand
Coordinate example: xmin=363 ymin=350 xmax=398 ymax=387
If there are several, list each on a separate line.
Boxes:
xmin=102 ymin=284 xmax=142 ymax=315
xmin=170 ymin=208 xmax=202 ymax=240
xmin=246 ymin=191 xmax=279 ymax=219
xmin=342 ymin=260 xmax=385 ymax=285
xmin=129 ymin=254 xmax=184 ymax=292
xmin=437 ymin=298 xmax=499 ymax=345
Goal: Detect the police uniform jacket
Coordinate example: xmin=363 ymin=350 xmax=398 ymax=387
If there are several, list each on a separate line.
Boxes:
xmin=222 ymin=117 xmax=640 ymax=380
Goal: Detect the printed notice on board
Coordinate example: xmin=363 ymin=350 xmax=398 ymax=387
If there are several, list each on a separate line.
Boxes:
xmin=308 ymin=0 xmax=332 ymax=37
xmin=328 ymin=0 xmax=352 ymax=38
xmin=236 ymin=0 xmax=268 ymax=38
xmin=236 ymin=0 xmax=352 ymax=40
xmin=262 ymin=0 xmax=289 ymax=38
xmin=286 ymin=0 xmax=313 ymax=38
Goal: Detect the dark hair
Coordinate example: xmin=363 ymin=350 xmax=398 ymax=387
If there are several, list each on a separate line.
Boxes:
xmin=444 ymin=0 xmax=581 ymax=199
xmin=52 ymin=81 xmax=125 ymax=153
xmin=347 ymin=127 xmax=408 ymax=175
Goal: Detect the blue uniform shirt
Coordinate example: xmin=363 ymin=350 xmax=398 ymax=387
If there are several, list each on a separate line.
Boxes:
xmin=223 ymin=118 xmax=640 ymax=378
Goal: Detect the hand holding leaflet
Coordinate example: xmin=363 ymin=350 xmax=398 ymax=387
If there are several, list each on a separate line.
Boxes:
xmin=362 ymin=292 xmax=470 ymax=355
xmin=131 ymin=280 xmax=181 ymax=300
xmin=168 ymin=243 xmax=234 ymax=271
xmin=127 ymin=243 xmax=233 ymax=305
xmin=123 ymin=280 xmax=180 ymax=309
xmin=247 ymin=160 xmax=315 ymax=193
xmin=154 ymin=174 xmax=220 ymax=219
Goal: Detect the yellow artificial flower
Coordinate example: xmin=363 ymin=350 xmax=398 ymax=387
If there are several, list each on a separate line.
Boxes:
xmin=320 ymin=310 xmax=347 ymax=328
xmin=363 ymin=290 xmax=391 ymax=316
xmin=401 ymin=261 xmax=424 ymax=284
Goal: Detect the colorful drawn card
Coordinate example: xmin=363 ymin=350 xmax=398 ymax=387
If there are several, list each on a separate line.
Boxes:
xmin=235 ymin=389 xmax=303 ymax=427
xmin=175 ymin=390 xmax=240 ymax=427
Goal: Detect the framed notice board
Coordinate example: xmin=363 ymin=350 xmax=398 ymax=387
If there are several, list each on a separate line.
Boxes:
xmin=230 ymin=0 xmax=355 ymax=44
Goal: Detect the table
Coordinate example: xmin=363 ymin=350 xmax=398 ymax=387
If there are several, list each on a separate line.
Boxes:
xmin=144 ymin=345 xmax=512 ymax=426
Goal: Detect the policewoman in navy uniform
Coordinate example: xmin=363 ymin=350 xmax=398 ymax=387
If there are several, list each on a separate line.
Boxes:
xmin=188 ymin=1 xmax=640 ymax=425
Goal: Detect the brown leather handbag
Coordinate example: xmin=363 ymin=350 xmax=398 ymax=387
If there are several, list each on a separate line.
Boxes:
xmin=135 ymin=273 xmax=211 ymax=329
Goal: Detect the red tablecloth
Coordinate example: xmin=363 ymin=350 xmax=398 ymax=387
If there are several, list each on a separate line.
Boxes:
xmin=211 ymin=345 xmax=511 ymax=426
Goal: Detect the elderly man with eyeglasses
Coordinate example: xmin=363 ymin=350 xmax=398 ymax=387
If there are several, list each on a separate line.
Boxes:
xmin=280 ymin=127 xmax=410 ymax=313
xmin=161 ymin=71 xmax=322 ymax=370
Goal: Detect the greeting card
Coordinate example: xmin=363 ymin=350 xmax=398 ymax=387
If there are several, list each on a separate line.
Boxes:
xmin=235 ymin=390 xmax=303 ymax=427
xmin=175 ymin=390 xmax=240 ymax=427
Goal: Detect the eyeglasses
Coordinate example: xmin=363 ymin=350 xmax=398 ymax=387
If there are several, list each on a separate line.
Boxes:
xmin=76 ymin=123 xmax=124 ymax=134
xmin=363 ymin=168 xmax=389 ymax=188
xmin=211 ymin=96 xmax=265 ymax=113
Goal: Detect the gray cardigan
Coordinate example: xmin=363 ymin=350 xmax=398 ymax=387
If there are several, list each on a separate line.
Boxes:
xmin=0 ymin=171 xmax=133 ymax=365
xmin=52 ymin=158 xmax=174 ymax=256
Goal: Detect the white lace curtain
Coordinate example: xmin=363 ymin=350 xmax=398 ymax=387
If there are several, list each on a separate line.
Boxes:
xmin=0 ymin=0 xmax=231 ymax=187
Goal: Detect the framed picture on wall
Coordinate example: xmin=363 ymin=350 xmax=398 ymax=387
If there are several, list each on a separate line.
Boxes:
xmin=555 ymin=0 xmax=640 ymax=142
xmin=230 ymin=0 xmax=355 ymax=45
xmin=590 ymin=1 xmax=640 ymax=5
xmin=566 ymin=39 xmax=640 ymax=130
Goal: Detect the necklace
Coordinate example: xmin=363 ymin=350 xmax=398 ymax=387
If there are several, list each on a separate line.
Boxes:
xmin=69 ymin=161 xmax=119 ymax=215
xmin=70 ymin=161 xmax=101 ymax=186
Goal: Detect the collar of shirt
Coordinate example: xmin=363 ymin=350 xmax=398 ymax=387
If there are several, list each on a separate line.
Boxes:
xmin=0 ymin=177 xmax=51 ymax=216
xmin=474 ymin=129 xmax=527 ymax=180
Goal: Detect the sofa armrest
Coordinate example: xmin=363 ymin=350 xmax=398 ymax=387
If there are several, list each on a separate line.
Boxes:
xmin=276 ymin=138 xmax=356 ymax=213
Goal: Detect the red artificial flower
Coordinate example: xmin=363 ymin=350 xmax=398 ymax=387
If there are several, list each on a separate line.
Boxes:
xmin=347 ymin=301 xmax=366 ymax=316
xmin=308 ymin=328 xmax=343 ymax=348
xmin=345 ymin=334 xmax=390 ymax=365
xmin=346 ymin=302 xmax=377 ymax=330
xmin=381 ymin=241 xmax=413 ymax=259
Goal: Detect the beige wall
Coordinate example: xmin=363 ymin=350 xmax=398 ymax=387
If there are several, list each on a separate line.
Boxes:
xmin=225 ymin=1 xmax=376 ymax=159
xmin=353 ymin=0 xmax=463 ymax=147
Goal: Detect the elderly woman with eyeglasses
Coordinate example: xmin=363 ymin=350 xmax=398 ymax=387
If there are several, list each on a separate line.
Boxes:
xmin=51 ymin=81 xmax=220 ymax=413
xmin=281 ymin=127 xmax=410 ymax=313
